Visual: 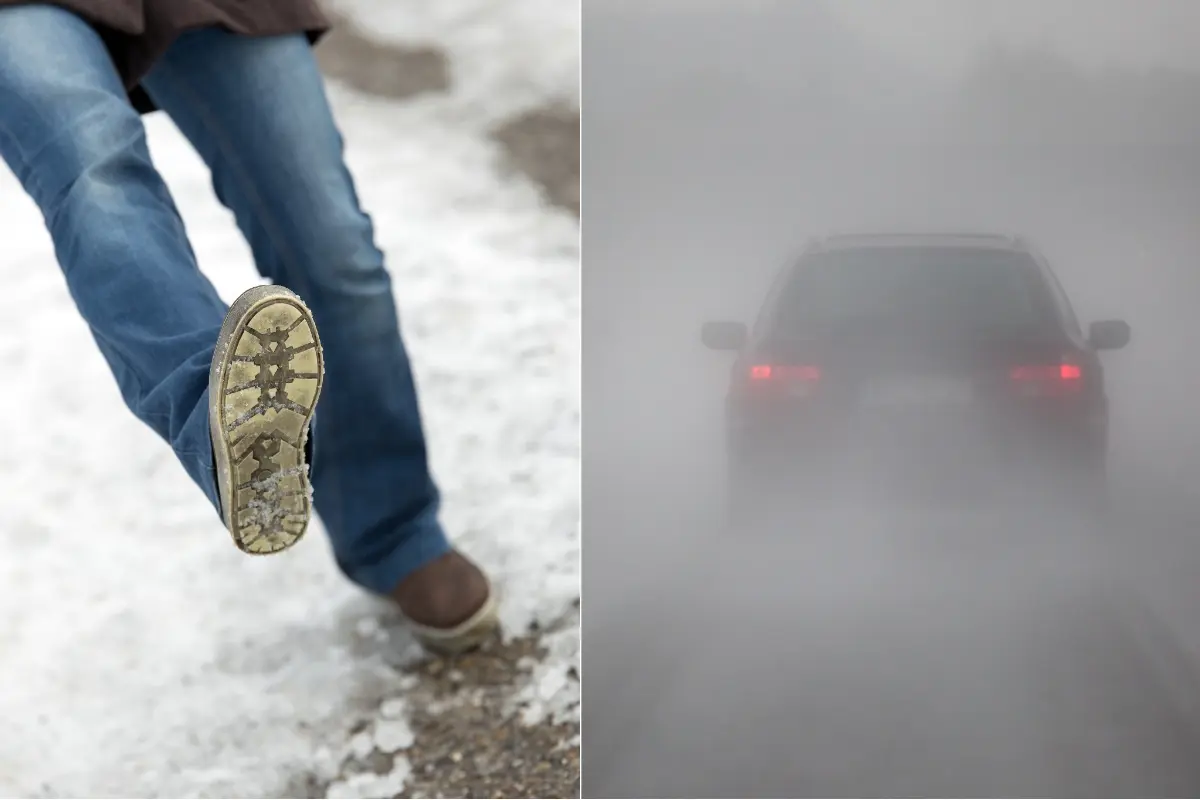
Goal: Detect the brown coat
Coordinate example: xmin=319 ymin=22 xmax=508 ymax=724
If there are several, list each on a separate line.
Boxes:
xmin=1 ymin=1 xmax=330 ymax=113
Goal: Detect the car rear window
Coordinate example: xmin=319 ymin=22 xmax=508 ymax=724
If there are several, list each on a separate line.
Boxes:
xmin=771 ymin=246 xmax=1059 ymax=338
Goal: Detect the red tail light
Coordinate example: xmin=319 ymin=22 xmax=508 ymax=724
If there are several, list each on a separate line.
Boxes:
xmin=1010 ymin=362 xmax=1082 ymax=396
xmin=748 ymin=364 xmax=821 ymax=381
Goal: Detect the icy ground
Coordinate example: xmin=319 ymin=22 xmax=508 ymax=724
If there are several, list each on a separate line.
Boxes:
xmin=0 ymin=1 xmax=579 ymax=796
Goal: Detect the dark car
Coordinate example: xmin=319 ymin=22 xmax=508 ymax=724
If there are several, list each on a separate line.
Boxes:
xmin=700 ymin=233 xmax=1131 ymax=517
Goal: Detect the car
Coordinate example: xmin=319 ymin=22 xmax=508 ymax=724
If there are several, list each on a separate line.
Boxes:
xmin=700 ymin=232 xmax=1131 ymax=519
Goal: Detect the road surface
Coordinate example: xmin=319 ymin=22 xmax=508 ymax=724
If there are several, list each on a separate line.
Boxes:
xmin=583 ymin=447 xmax=1200 ymax=797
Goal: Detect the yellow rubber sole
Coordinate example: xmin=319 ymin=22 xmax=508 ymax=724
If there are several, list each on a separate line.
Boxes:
xmin=209 ymin=285 xmax=324 ymax=555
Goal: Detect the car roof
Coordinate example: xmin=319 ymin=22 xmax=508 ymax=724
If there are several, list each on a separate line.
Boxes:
xmin=808 ymin=232 xmax=1030 ymax=253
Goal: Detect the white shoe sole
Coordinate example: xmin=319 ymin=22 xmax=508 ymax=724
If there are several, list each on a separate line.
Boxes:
xmin=407 ymin=582 xmax=501 ymax=656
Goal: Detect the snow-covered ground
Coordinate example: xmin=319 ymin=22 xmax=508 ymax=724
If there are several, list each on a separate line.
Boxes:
xmin=0 ymin=2 xmax=578 ymax=797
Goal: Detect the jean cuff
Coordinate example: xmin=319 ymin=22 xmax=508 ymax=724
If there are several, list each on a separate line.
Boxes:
xmin=341 ymin=514 xmax=453 ymax=596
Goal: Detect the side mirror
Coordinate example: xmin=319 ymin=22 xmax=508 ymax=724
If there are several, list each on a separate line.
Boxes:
xmin=1088 ymin=319 xmax=1131 ymax=351
xmin=700 ymin=321 xmax=747 ymax=351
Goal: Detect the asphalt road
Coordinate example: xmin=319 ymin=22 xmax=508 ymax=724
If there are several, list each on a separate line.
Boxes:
xmin=583 ymin=446 xmax=1200 ymax=797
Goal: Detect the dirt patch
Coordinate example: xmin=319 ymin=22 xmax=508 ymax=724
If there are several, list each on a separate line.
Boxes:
xmin=314 ymin=9 xmax=451 ymax=101
xmin=491 ymin=107 xmax=581 ymax=218
xmin=296 ymin=624 xmax=580 ymax=800
xmin=313 ymin=12 xmax=579 ymax=218
xmin=398 ymin=632 xmax=579 ymax=799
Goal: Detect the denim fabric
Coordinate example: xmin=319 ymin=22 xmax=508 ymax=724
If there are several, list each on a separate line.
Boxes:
xmin=0 ymin=5 xmax=450 ymax=594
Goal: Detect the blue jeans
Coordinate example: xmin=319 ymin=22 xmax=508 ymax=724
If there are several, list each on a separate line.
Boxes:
xmin=0 ymin=5 xmax=451 ymax=594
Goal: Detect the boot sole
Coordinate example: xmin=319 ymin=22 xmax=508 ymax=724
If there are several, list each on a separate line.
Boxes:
xmin=210 ymin=285 xmax=324 ymax=555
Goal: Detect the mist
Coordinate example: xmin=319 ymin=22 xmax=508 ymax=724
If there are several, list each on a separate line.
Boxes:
xmin=582 ymin=1 xmax=1200 ymax=796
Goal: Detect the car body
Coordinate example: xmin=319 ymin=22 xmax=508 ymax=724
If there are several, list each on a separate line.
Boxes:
xmin=700 ymin=233 xmax=1131 ymax=513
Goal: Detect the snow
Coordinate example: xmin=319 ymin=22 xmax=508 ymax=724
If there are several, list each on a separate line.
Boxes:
xmin=373 ymin=718 xmax=415 ymax=754
xmin=327 ymin=0 xmax=579 ymax=127
xmin=325 ymin=765 xmax=409 ymax=800
xmin=0 ymin=1 xmax=578 ymax=797
xmin=513 ymin=624 xmax=580 ymax=731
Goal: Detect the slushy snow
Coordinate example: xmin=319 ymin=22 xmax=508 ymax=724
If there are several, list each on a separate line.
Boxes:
xmin=0 ymin=0 xmax=579 ymax=796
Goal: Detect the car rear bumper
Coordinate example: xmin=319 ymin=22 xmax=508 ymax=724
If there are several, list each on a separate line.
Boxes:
xmin=728 ymin=407 xmax=1104 ymax=502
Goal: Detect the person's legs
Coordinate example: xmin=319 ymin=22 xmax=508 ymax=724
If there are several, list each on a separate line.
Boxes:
xmin=0 ymin=4 xmax=227 ymax=507
xmin=141 ymin=30 xmax=489 ymax=632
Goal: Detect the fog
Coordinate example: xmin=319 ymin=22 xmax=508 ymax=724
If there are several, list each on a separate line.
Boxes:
xmin=582 ymin=1 xmax=1200 ymax=796
xmin=835 ymin=0 xmax=1200 ymax=74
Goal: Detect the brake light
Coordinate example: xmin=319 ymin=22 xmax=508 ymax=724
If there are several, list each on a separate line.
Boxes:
xmin=748 ymin=364 xmax=821 ymax=381
xmin=1010 ymin=362 xmax=1082 ymax=395
xmin=1010 ymin=363 xmax=1080 ymax=381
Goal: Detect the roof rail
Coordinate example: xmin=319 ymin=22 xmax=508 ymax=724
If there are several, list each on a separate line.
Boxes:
xmin=812 ymin=231 xmax=1025 ymax=250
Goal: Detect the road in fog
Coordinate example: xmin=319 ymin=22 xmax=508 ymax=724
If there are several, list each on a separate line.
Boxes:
xmin=582 ymin=2 xmax=1200 ymax=796
xmin=584 ymin=464 xmax=1200 ymax=796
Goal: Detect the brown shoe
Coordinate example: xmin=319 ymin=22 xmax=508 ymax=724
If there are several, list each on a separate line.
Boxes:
xmin=391 ymin=550 xmax=499 ymax=655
